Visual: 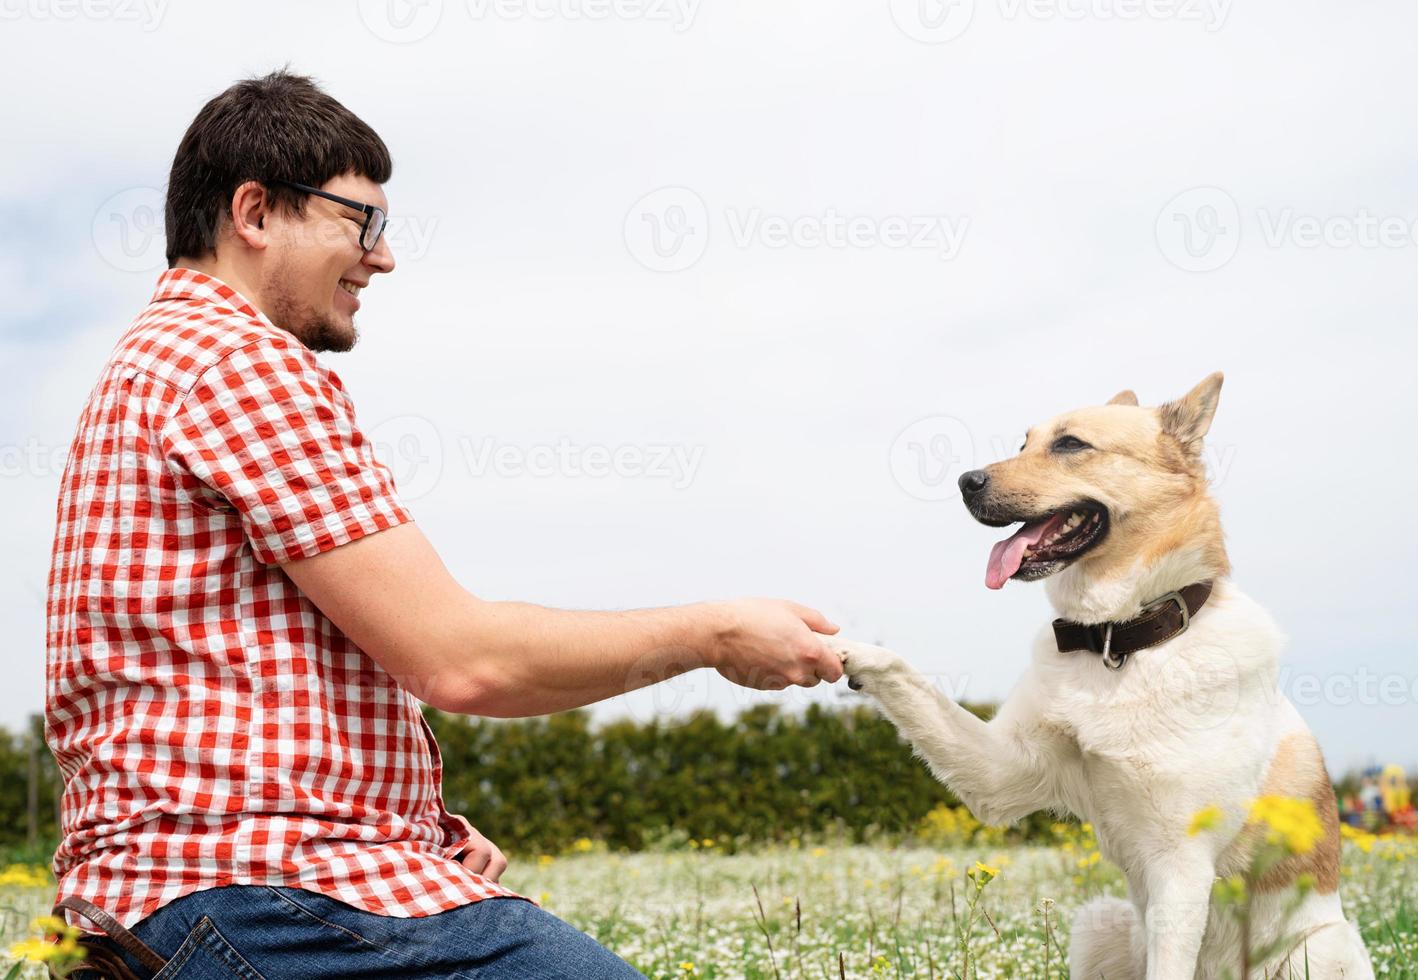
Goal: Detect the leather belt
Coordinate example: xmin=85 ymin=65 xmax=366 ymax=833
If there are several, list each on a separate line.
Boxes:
xmin=52 ymin=896 xmax=168 ymax=976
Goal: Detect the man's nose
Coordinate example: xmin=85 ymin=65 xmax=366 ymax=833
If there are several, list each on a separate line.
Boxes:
xmin=364 ymin=235 xmax=396 ymax=275
xmin=958 ymin=469 xmax=989 ymax=500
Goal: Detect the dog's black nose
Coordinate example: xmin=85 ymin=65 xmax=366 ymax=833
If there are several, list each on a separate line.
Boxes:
xmin=958 ymin=469 xmax=989 ymax=499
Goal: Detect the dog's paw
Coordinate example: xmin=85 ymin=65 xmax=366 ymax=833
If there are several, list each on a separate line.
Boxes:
xmin=824 ymin=638 xmax=903 ymax=692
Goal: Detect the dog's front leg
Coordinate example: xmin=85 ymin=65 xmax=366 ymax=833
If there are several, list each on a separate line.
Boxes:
xmin=1142 ymin=851 xmax=1215 ymax=980
xmin=831 ymin=638 xmax=1054 ymax=827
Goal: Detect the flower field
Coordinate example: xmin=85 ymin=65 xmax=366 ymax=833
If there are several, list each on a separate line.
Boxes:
xmin=3 ymin=825 xmax=1415 ymax=978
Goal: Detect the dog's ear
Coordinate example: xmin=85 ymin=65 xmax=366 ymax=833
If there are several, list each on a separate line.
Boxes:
xmin=1106 ymin=389 xmax=1138 ymax=406
xmin=1159 ymin=372 xmax=1224 ymax=454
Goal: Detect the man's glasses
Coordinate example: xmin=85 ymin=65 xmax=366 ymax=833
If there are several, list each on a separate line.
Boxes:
xmin=270 ymin=180 xmax=388 ymax=252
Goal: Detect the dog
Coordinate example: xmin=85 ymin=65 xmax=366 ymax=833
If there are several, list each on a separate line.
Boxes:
xmin=830 ymin=373 xmax=1373 ymax=979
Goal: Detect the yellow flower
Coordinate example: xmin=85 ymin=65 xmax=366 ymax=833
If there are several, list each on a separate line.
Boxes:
xmin=679 ymin=961 xmax=697 ymax=973
xmin=537 ymin=854 xmax=554 ymax=868
xmin=1247 ymin=796 xmax=1324 ymax=854
xmin=572 ymin=837 xmax=594 ymax=853
xmin=1212 ymin=873 xmax=1247 ymax=905
xmin=10 ymin=937 xmax=59 ymax=962
xmin=811 ymin=847 xmax=827 ymax=859
xmin=1340 ymin=824 xmax=1377 ymax=854
xmin=0 ymin=864 xmax=52 ymax=888
xmin=1188 ymin=804 xmax=1225 ymax=836
xmin=701 ymin=838 xmax=716 ymax=848
xmin=967 ymin=860 xmax=999 ymax=883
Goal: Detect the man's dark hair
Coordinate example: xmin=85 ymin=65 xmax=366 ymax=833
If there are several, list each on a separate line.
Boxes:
xmin=164 ymin=69 xmax=393 ymax=266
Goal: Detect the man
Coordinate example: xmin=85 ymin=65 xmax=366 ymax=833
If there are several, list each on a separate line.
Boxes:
xmin=45 ymin=69 xmax=842 ymax=978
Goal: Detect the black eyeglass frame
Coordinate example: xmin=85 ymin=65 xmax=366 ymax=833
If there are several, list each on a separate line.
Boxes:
xmin=270 ymin=180 xmax=388 ymax=252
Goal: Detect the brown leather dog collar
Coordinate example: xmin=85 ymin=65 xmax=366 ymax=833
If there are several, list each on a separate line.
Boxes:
xmin=1052 ymin=581 xmax=1214 ymax=670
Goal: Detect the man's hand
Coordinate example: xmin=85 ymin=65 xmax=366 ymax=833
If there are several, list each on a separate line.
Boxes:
xmin=455 ymin=827 xmax=508 ymax=882
xmin=706 ymin=598 xmax=844 ymax=690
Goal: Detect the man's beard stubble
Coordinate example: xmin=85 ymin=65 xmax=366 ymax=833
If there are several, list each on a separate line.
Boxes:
xmin=263 ymin=258 xmax=358 ymax=354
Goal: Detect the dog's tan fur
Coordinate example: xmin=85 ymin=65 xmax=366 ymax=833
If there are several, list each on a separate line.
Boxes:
xmin=1219 ymin=733 xmax=1342 ymax=895
xmin=980 ymin=373 xmax=1231 ymax=592
xmin=834 ymin=372 xmax=1374 ymax=978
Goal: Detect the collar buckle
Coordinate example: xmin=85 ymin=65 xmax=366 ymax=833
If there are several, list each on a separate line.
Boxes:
xmin=1140 ymin=590 xmax=1190 ymax=634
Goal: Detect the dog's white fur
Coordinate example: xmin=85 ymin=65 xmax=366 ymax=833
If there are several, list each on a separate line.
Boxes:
xmin=832 ymin=385 xmax=1373 ymax=979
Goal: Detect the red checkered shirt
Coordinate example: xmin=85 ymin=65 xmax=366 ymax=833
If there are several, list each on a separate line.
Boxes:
xmin=45 ymin=267 xmax=519 ymax=934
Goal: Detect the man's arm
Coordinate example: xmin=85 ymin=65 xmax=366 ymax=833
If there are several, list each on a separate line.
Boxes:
xmin=280 ymin=522 xmax=842 ymax=717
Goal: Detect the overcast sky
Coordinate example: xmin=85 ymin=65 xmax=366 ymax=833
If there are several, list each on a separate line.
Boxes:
xmin=2 ymin=0 xmax=1415 ymax=777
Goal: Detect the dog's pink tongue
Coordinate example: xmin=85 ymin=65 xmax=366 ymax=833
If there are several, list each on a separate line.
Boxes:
xmin=985 ymin=515 xmax=1062 ymax=590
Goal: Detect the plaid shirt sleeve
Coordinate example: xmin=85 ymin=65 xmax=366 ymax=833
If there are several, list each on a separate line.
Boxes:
xmin=159 ymin=337 xmax=412 ymax=565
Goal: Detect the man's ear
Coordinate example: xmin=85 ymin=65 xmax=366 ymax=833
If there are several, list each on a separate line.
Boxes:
xmin=1106 ymin=389 xmax=1138 ymax=406
xmin=228 ymin=180 xmax=273 ymax=251
xmin=1158 ymin=371 xmax=1224 ymax=454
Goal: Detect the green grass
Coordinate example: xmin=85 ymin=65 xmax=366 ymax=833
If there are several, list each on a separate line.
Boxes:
xmin=2 ymin=839 xmax=1413 ymax=978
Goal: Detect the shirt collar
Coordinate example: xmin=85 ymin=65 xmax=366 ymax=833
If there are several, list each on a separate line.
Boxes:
xmin=150 ymin=267 xmax=266 ymax=323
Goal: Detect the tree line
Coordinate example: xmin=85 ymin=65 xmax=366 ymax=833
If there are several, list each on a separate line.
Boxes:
xmin=5 ymin=702 xmax=1395 ymax=862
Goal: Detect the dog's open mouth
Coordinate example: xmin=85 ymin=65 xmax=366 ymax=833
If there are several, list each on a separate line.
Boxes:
xmin=985 ymin=504 xmax=1109 ymax=590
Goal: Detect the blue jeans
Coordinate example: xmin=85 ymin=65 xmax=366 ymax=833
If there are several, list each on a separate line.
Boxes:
xmin=74 ymin=885 xmax=645 ymax=979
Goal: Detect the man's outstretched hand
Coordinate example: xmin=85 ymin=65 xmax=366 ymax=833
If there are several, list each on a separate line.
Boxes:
xmin=706 ymin=598 xmax=844 ymax=691
xmin=455 ymin=827 xmax=508 ymax=882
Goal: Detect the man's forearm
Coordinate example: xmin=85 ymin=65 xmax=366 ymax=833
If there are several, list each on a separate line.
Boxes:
xmin=443 ymin=598 xmax=729 ymax=717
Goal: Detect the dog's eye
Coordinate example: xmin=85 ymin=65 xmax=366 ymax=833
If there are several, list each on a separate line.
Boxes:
xmin=1051 ymin=435 xmax=1091 ymax=454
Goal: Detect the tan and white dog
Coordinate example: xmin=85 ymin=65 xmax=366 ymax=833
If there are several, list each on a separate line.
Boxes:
xmin=832 ymin=374 xmax=1373 ymax=979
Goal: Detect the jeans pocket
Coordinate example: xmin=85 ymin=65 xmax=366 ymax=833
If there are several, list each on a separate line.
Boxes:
xmin=150 ymin=916 xmax=266 ymax=980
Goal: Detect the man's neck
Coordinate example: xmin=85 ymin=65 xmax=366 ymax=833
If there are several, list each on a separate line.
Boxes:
xmin=172 ymin=256 xmax=265 ymax=318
